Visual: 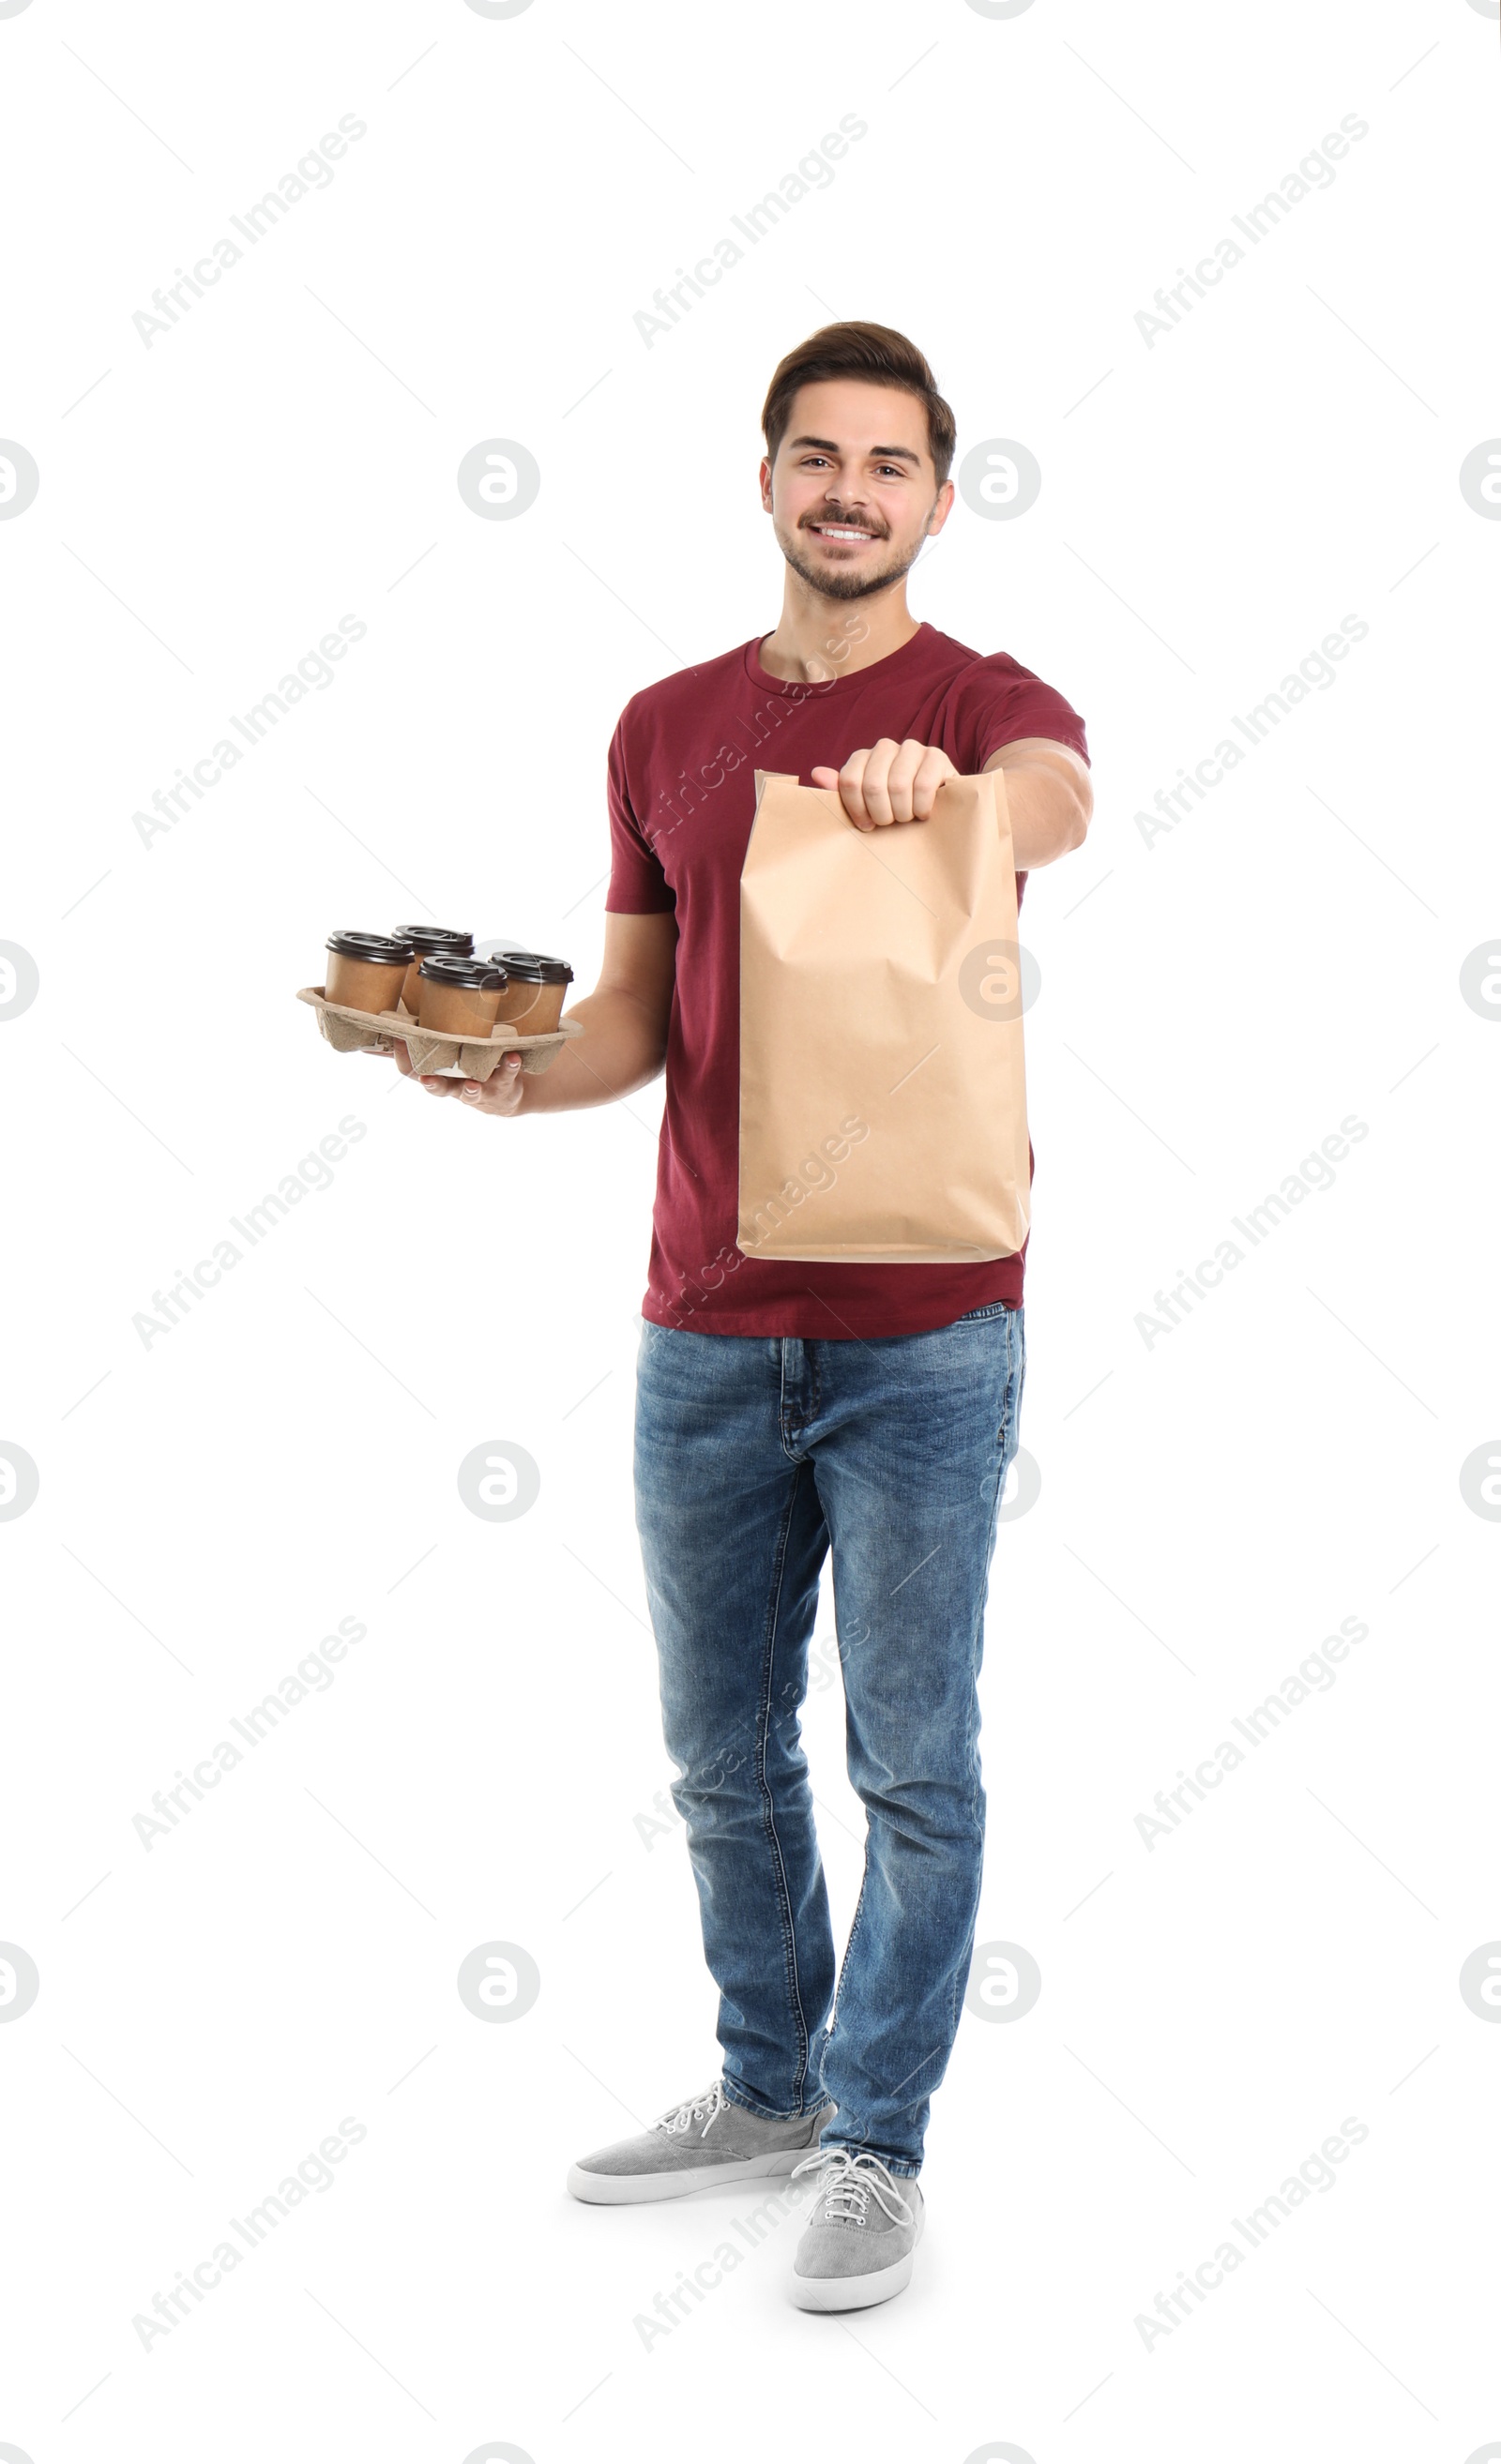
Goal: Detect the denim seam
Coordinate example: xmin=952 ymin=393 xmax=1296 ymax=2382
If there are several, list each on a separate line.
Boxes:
xmin=952 ymin=1320 xmax=1023 ymax=2048
xmin=756 ymin=1461 xmax=815 ymax=2109
xmin=825 ymin=1834 xmax=872 ymax=2061
xmin=777 ymin=1338 xmax=797 ymax=1462
xmin=777 ymin=1337 xmax=820 ymax=1460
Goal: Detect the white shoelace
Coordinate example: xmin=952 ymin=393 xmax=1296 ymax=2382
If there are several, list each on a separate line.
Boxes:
xmin=658 ymin=2080 xmax=727 ymax=2137
xmin=790 ymin=2145 xmax=915 ymax=2230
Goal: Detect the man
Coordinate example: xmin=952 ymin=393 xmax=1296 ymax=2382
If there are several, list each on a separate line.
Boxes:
xmin=402 ymin=323 xmax=1091 ymax=2310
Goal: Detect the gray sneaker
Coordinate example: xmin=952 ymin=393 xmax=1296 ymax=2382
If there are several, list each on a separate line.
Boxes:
xmin=567 ymin=2079 xmax=835 ymax=2205
xmin=788 ymin=2147 xmax=925 ymax=2310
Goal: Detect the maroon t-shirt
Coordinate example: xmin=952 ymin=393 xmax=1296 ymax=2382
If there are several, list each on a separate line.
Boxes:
xmin=605 ymin=621 xmax=1088 ymax=1338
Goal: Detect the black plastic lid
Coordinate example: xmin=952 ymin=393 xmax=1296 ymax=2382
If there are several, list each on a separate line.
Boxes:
xmin=417 ymin=955 xmax=507 ymax=990
xmin=327 ymin=930 xmax=415 ymax=961
xmin=495 ymin=948 xmax=573 ymax=984
xmin=393 ymin=925 xmax=474 ymax=956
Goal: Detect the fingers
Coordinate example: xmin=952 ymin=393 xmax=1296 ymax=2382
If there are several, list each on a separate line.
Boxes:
xmin=816 ymin=742 xmax=958 ymax=828
xmin=810 ymin=755 xmax=869 ymax=827
xmin=407 ymin=1051 xmax=524 ymax=1111
xmin=908 ymin=743 xmax=957 ymax=821
xmin=843 ymin=745 xmax=881 ymax=827
xmin=487 ymin=1052 xmax=526 ymax=1113
xmin=865 ymin=739 xmax=911 ymax=825
xmin=461 ymin=1051 xmax=526 ymax=1113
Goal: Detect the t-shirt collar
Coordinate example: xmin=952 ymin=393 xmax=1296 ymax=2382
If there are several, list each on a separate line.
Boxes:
xmin=742 ymin=619 xmax=934 ymax=697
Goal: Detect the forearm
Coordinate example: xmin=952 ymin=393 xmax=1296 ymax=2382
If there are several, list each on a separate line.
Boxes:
xmin=512 ymin=982 xmax=667 ymax=1114
xmin=984 ymin=743 xmax=1093 ymax=869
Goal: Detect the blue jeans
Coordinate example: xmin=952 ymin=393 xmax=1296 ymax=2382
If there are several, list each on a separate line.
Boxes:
xmin=632 ymin=1301 xmax=1026 ymax=2177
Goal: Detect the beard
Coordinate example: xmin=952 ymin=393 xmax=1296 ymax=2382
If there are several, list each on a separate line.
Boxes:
xmin=775 ymin=517 xmax=924 ymax=603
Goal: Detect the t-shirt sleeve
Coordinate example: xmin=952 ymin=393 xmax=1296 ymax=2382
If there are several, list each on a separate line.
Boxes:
xmin=605 ymin=710 xmax=675 ymax=915
xmin=947 ymin=653 xmax=1090 ymax=773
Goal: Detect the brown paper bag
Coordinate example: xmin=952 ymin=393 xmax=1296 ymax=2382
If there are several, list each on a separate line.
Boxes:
xmin=737 ymin=768 xmax=1030 ymax=1264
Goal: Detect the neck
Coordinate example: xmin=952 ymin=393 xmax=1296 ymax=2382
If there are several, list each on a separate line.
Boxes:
xmin=757 ymin=572 xmax=919 ymax=685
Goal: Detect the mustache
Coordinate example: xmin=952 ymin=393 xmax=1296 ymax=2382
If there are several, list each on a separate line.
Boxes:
xmin=800 ymin=513 xmax=887 ymax=537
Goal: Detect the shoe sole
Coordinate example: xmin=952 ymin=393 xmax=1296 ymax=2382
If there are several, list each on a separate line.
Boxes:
xmin=567 ymin=2145 xmax=816 ymax=2206
xmin=790 ymin=2198 xmax=925 ymax=2310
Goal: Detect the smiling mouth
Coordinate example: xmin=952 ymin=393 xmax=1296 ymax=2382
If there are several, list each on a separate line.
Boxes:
xmin=806 ymin=522 xmax=881 ymax=545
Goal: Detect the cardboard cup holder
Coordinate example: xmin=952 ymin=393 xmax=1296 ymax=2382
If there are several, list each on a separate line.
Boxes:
xmin=297 ymin=986 xmax=581 ymax=1081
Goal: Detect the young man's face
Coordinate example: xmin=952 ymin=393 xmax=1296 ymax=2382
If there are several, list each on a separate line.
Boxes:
xmin=760 ymin=378 xmax=954 ymax=602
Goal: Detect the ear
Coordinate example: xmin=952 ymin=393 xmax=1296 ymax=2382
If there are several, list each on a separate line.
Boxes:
xmin=926 ymin=479 xmax=956 ymax=538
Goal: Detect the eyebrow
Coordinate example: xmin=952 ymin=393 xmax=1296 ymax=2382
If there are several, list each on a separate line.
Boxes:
xmin=785 ymin=434 xmax=922 ymax=466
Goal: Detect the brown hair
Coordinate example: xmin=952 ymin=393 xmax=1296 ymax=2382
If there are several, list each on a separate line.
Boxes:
xmin=761 ymin=322 xmax=957 ymax=489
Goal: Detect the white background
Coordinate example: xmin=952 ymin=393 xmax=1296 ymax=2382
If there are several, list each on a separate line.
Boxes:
xmin=3 ymin=0 xmax=1499 ymax=2458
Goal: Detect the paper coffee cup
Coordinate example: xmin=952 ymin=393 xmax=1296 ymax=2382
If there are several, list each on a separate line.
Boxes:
xmin=326 ymin=930 xmax=416 ymax=1014
xmin=393 ymin=925 xmax=474 ymax=1014
xmin=417 ymin=955 xmax=508 ymax=1037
